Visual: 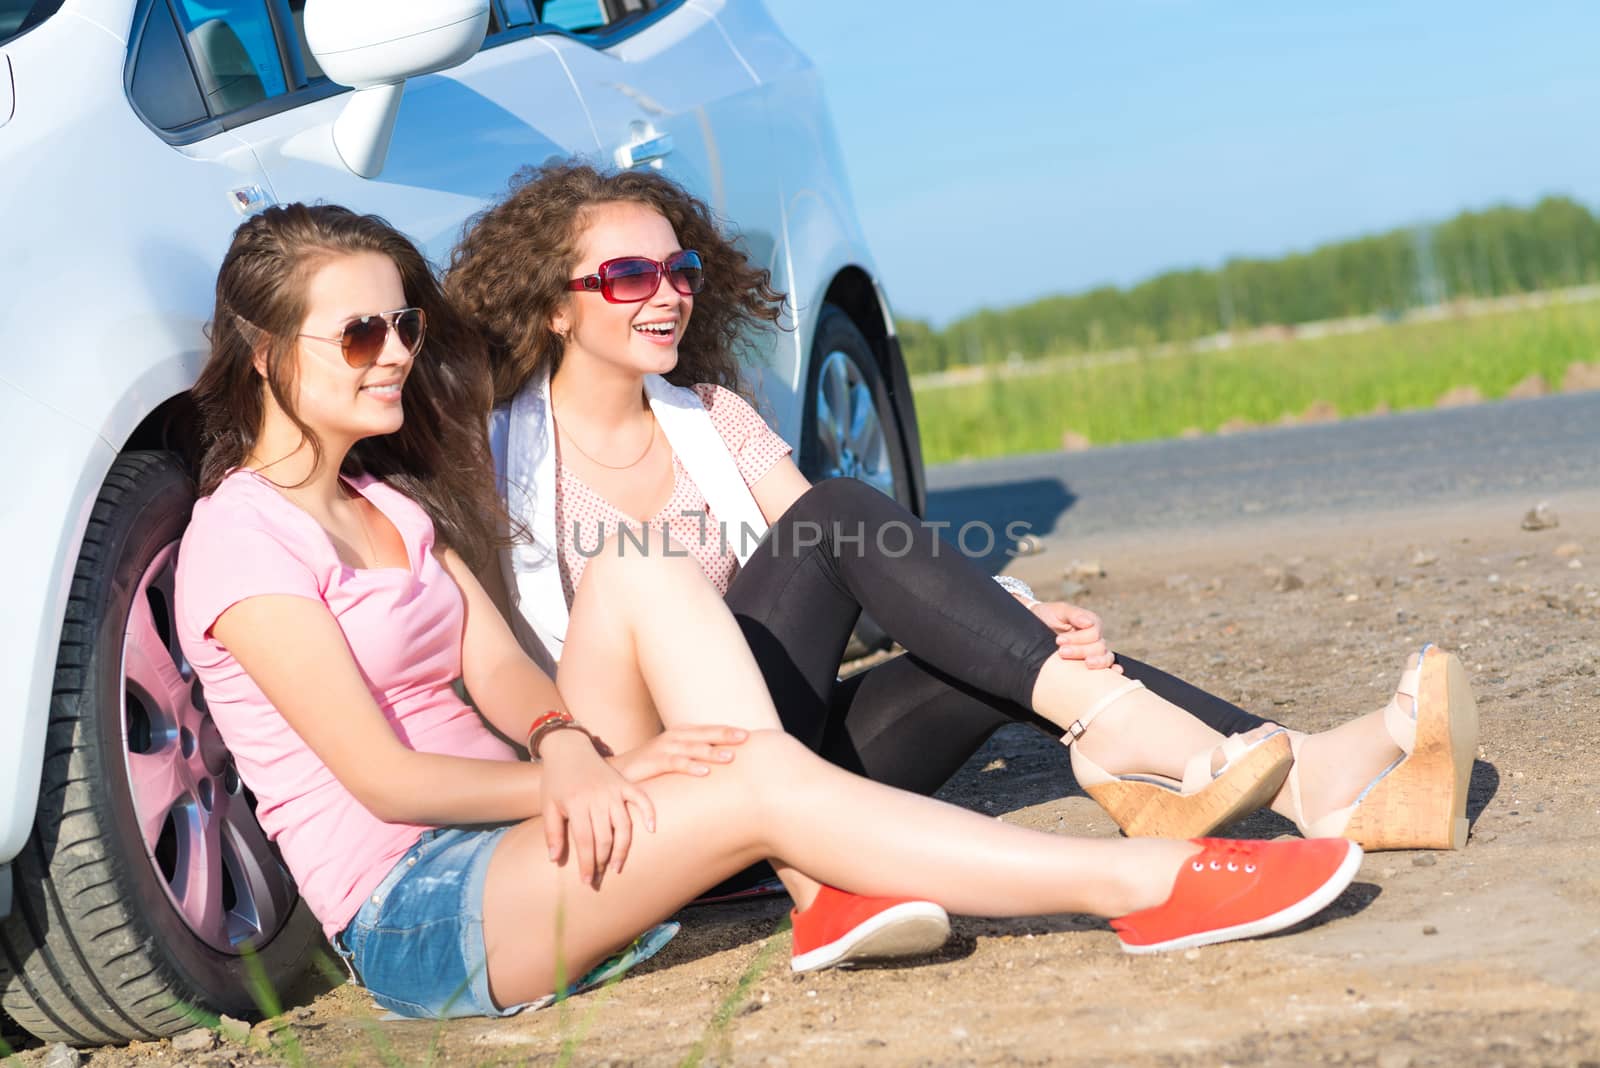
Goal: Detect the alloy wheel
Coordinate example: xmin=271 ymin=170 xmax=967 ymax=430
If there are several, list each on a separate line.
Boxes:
xmin=120 ymin=542 xmax=296 ymax=952
xmin=812 ymin=348 xmax=897 ymax=499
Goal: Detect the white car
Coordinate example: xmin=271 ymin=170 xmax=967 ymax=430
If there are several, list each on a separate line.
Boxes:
xmin=0 ymin=0 xmax=925 ymax=1044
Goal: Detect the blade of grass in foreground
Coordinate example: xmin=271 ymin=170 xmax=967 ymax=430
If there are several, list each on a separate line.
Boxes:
xmin=679 ymin=915 xmax=790 ymax=1068
xmin=308 ymin=949 xmax=406 ymax=1068
xmin=239 ymin=941 xmax=307 ymax=1068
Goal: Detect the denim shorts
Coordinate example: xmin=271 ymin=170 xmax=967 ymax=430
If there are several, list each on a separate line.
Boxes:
xmin=333 ymin=826 xmax=525 ymax=1019
xmin=331 ymin=826 xmax=681 ymax=1020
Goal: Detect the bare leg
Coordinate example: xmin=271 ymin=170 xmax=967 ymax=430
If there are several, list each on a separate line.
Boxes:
xmin=482 ymin=730 xmax=1198 ymax=1008
xmin=1268 ymin=709 xmax=1406 ymax=823
xmin=1029 ymin=655 xmax=1277 ymax=780
xmin=553 ymin=532 xmax=825 ymax=907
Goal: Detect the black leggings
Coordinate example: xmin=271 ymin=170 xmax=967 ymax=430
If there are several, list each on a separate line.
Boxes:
xmin=723 ymin=478 xmax=1269 ymax=797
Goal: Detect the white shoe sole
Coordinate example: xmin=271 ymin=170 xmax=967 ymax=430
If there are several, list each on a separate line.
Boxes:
xmin=790 ymin=902 xmax=951 ymax=973
xmin=1120 ymin=842 xmax=1365 ymax=955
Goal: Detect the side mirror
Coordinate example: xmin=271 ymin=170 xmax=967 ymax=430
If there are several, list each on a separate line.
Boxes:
xmin=303 ymin=0 xmax=490 ymax=178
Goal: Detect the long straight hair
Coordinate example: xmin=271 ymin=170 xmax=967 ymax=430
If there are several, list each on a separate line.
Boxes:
xmin=193 ymin=203 xmax=510 ymax=570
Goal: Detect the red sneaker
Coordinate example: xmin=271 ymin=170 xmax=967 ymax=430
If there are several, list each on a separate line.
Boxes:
xmin=1112 ymin=837 xmax=1362 ymax=954
xmin=789 ymin=885 xmax=950 ymax=973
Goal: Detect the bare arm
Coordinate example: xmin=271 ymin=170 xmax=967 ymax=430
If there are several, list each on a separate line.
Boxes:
xmin=212 ymin=595 xmax=550 ymax=826
xmin=438 ymin=547 xmax=571 ymax=745
xmin=749 ymin=455 xmax=812 ymax=527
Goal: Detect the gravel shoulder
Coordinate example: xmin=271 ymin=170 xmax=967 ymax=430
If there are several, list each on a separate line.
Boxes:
xmin=6 ymin=493 xmax=1600 ymax=1067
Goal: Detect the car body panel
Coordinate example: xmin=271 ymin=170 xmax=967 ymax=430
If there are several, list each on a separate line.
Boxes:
xmin=544 ymin=1 xmax=804 ymax=431
xmin=0 ymin=378 xmax=120 ymax=863
xmin=701 ymin=2 xmax=896 ymax=453
xmin=0 ymin=0 xmax=916 ymax=868
xmin=0 ymin=4 xmax=276 ymax=862
xmin=1 ymin=52 xmax=14 ymax=128
xmin=235 ymin=33 xmax=596 ymax=262
xmin=0 ymin=6 xmax=269 ymax=434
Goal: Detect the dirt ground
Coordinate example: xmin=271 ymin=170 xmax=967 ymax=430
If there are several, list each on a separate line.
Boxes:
xmin=6 ymin=492 xmax=1599 ymax=1067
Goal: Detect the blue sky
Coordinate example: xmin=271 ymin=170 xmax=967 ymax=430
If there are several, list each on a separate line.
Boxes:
xmin=764 ymin=1 xmax=1600 ymax=326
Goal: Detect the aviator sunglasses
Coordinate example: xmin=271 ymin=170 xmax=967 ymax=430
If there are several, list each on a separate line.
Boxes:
xmin=298 ymin=307 xmax=427 ymax=368
xmin=566 ymin=250 xmax=704 ymax=303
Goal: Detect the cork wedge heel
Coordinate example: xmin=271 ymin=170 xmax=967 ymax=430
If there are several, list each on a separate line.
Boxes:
xmin=1288 ymin=645 xmax=1479 ymax=851
xmin=1064 ymin=680 xmax=1295 ymax=839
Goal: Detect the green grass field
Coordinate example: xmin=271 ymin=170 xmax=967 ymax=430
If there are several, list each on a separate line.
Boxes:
xmin=910 ymin=300 xmax=1600 ymax=464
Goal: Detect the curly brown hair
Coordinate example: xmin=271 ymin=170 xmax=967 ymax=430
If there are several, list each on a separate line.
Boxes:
xmin=194 ymin=203 xmax=511 ymax=571
xmin=444 ymin=161 xmax=786 ymax=404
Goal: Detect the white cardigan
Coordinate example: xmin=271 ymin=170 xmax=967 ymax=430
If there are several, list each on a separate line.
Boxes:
xmin=489 ymin=370 xmax=770 ymax=669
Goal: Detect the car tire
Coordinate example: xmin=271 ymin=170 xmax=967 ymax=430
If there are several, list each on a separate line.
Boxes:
xmin=0 ymin=452 xmax=319 ymax=1047
xmin=0 ymin=1005 xmax=24 ymax=1055
xmin=798 ymin=306 xmax=915 ymax=659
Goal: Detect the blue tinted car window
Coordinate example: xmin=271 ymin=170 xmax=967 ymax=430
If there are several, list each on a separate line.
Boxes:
xmin=1 ymin=0 xmax=64 ymax=46
xmin=541 ymin=0 xmax=605 ymax=33
xmin=171 ymin=0 xmax=286 ymax=113
xmin=131 ymin=0 xmax=209 ymax=129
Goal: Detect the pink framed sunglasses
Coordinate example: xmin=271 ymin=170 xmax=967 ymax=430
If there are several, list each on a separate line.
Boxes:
xmin=566 ymin=250 xmax=704 ymax=303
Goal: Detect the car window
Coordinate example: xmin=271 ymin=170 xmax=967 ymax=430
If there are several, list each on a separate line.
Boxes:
xmin=0 ymin=0 xmax=63 ymax=46
xmin=500 ymin=0 xmax=535 ymax=29
xmin=130 ymin=0 xmax=209 ymax=129
xmin=539 ymin=0 xmax=653 ymax=35
xmin=169 ymin=0 xmax=288 ymax=113
xmin=284 ymin=0 xmax=322 ymax=79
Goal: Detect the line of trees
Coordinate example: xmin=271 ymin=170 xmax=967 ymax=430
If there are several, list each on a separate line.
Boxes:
xmin=899 ymin=196 xmax=1600 ymax=375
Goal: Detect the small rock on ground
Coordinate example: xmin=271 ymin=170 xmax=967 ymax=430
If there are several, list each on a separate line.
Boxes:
xmin=217 ymin=1015 xmax=252 ymax=1045
xmin=1065 ymin=559 xmax=1106 ymax=580
xmin=41 ymin=1043 xmax=81 ymax=1068
xmin=172 ymin=1027 xmax=218 ymax=1053
xmin=1012 ymin=534 xmax=1045 ymax=556
xmin=1522 ymin=502 xmax=1560 ymax=531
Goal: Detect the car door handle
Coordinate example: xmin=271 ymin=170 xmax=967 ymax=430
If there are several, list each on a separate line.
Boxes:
xmin=617 ymin=132 xmax=673 ymax=169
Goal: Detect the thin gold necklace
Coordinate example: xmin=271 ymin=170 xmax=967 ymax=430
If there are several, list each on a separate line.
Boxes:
xmin=341 ymin=480 xmax=380 ymax=567
xmin=553 ymin=403 xmax=658 ymax=471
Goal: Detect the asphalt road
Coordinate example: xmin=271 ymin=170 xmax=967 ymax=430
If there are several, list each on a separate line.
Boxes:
xmin=925 ymin=392 xmax=1600 ymax=560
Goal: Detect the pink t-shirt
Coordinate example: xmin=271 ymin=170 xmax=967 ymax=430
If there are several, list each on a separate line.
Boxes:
xmin=175 ymin=470 xmax=517 ymax=938
xmin=555 ymin=383 xmax=792 ymax=603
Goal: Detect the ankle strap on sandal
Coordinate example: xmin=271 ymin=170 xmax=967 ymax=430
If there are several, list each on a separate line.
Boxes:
xmin=1061 ymin=680 xmax=1146 ymax=745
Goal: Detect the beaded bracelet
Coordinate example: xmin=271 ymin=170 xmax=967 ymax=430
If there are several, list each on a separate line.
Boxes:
xmin=992 ymin=573 xmax=1039 ymax=606
xmin=526 ymin=709 xmax=599 ymax=762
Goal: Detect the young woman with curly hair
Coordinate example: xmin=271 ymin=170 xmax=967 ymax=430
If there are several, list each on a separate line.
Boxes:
xmin=174 ymin=202 xmax=1367 ymax=1020
xmin=444 ymin=162 xmax=1479 ymax=946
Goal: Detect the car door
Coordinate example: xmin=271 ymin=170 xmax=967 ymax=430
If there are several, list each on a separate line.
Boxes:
xmin=532 ymin=1 xmax=798 ymax=427
xmin=206 ymin=1 xmax=602 ymax=262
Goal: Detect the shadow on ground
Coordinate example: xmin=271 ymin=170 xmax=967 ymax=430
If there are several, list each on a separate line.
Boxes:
xmin=926 ymin=478 xmax=1076 ymax=572
xmin=1467 ymin=759 xmax=1500 ymax=827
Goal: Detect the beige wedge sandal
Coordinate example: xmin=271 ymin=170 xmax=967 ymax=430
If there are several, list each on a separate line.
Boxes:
xmin=1286 ymin=645 xmax=1479 ymax=850
xmin=1062 ymin=680 xmax=1295 ymax=839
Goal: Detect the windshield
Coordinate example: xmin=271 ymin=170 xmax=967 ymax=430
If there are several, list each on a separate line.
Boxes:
xmin=1 ymin=0 xmax=63 ymax=46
